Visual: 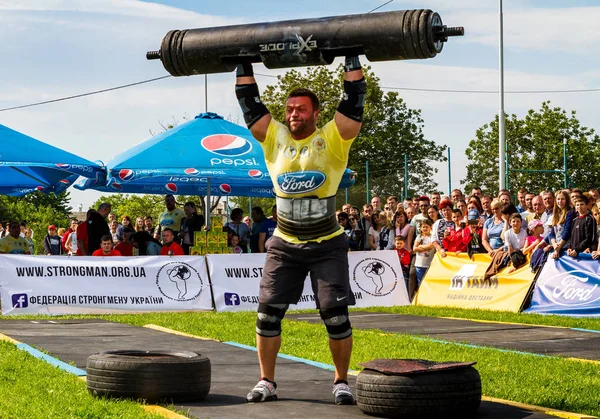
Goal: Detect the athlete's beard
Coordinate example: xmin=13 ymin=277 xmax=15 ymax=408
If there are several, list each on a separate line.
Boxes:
xmin=286 ymin=115 xmax=316 ymax=138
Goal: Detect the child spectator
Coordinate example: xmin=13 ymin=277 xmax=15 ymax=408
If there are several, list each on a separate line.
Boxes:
xmin=43 ymin=225 xmax=63 ymax=256
xmin=523 ymin=219 xmax=545 ymax=255
xmin=394 ymin=235 xmax=411 ymax=289
xmin=465 ymin=209 xmax=485 ymax=257
xmin=413 ymin=218 xmax=435 ymax=287
xmin=566 ymin=198 xmax=598 ymax=258
xmin=231 ymin=233 xmax=243 ymax=254
xmin=502 ymin=213 xmax=528 ymax=272
xmin=92 ymin=235 xmax=121 ymax=256
xmin=442 ymin=209 xmax=467 ymax=254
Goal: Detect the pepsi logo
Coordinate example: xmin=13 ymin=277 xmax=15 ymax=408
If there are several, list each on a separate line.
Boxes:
xmin=35 ymin=186 xmax=45 ymax=191
xmin=55 ymin=163 xmax=71 ymax=169
xmin=201 ymin=134 xmax=252 ymax=157
xmin=165 ymin=183 xmax=178 ymax=193
xmin=119 ymin=169 xmax=134 ymax=181
xmin=110 ymin=183 xmax=123 ymax=191
xmin=185 ymin=168 xmax=200 ymax=175
xmin=248 ymin=169 xmax=263 ymax=179
xmin=59 ymin=179 xmax=70 ymax=184
xmin=219 ymin=184 xmax=232 ymax=195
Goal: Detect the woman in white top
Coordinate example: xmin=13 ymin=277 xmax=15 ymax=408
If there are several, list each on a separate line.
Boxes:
xmin=368 ymin=210 xmax=386 ymax=250
xmin=65 ymin=230 xmax=78 ymax=255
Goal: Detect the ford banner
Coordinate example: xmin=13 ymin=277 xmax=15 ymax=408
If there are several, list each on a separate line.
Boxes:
xmin=526 ymin=253 xmax=600 ymax=317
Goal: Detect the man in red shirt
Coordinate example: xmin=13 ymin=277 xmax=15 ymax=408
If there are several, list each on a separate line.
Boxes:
xmin=114 ymin=227 xmax=135 ymax=256
xmin=92 ymin=235 xmax=121 ymax=256
xmin=76 ymin=209 xmax=95 ymax=256
xmin=160 ymin=228 xmax=184 ymax=256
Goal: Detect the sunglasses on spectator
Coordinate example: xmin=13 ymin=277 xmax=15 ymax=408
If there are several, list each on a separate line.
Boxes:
xmin=349 ymin=218 xmax=356 ymax=221
xmin=419 ymin=204 xmax=430 ymax=208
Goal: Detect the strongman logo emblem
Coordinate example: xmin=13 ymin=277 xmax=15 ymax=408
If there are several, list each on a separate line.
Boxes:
xmin=353 ymin=258 xmax=397 ymax=297
xmin=156 ymin=262 xmax=204 ymax=302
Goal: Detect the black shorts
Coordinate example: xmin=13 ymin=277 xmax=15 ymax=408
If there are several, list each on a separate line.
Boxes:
xmin=260 ymin=233 xmax=355 ymax=309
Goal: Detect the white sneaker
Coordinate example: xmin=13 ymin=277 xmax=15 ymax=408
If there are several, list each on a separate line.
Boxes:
xmin=246 ymin=379 xmax=278 ymax=402
xmin=332 ymin=382 xmax=355 ymax=405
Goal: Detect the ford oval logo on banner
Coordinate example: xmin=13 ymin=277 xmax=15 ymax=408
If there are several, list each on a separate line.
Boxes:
xmin=526 ymin=254 xmax=600 ymax=316
xmin=276 ymin=171 xmax=326 ymax=194
xmin=201 ymin=134 xmax=252 ymax=157
xmin=540 ymin=270 xmax=600 ymax=307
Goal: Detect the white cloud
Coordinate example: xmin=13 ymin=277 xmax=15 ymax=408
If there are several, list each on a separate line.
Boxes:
xmin=445 ymin=6 xmax=600 ymax=55
xmin=0 ymin=0 xmax=218 ymax=22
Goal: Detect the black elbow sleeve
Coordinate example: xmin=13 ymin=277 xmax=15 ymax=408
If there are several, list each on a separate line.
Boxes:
xmin=235 ymin=83 xmax=270 ymax=128
xmin=337 ymin=77 xmax=366 ymax=122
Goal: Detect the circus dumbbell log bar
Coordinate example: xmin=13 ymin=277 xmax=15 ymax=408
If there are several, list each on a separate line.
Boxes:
xmin=146 ymin=9 xmax=464 ymax=76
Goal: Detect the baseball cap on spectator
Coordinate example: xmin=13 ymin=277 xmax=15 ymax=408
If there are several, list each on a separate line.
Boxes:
xmin=439 ymin=199 xmax=453 ymax=210
xmin=468 ymin=209 xmax=480 ymax=221
xmin=418 ymin=195 xmax=430 ymax=202
xmin=528 ymin=219 xmax=544 ymax=230
xmin=48 ymin=225 xmax=56 ymax=230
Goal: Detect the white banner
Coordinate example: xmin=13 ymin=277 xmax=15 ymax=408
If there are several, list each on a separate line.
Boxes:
xmin=208 ymin=250 xmax=410 ymax=312
xmin=0 ymin=255 xmax=213 ymax=315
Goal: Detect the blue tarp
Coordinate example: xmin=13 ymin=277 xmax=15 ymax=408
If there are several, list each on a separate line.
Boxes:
xmin=526 ymin=252 xmax=600 ymax=317
xmin=0 ymin=124 xmax=105 ymax=196
xmin=75 ymin=112 xmax=356 ymax=197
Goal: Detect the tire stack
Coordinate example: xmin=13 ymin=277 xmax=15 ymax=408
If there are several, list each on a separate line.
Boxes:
xmin=86 ymin=350 xmax=211 ymax=403
xmin=357 ymin=365 xmax=482 ymax=418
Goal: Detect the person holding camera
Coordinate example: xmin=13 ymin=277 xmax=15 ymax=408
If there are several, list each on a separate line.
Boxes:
xmin=442 ymin=209 xmax=467 ymax=255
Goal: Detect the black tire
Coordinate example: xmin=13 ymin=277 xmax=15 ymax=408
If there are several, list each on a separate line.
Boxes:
xmin=86 ymin=350 xmax=211 ymax=403
xmin=357 ymin=367 xmax=481 ymax=418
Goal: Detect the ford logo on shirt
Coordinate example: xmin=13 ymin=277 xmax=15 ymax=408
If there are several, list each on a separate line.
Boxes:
xmin=277 ymin=171 xmax=326 ymax=194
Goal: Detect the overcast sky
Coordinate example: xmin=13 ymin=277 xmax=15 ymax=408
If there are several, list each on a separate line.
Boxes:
xmin=1 ymin=0 xmax=598 ymax=210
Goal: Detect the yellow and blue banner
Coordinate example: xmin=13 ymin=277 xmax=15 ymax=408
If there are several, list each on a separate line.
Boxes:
xmin=414 ymin=253 xmax=535 ymax=312
xmin=526 ymin=253 xmax=600 ymax=317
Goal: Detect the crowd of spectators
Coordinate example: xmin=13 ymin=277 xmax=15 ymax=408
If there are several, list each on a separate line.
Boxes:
xmin=336 ymin=187 xmax=600 ymax=299
xmin=0 ymin=195 xmax=278 ymax=257
xmin=2 ymin=187 xmax=599 ymax=300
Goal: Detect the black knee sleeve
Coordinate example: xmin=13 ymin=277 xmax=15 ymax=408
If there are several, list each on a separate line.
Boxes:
xmin=235 ymin=83 xmax=270 ymax=128
xmin=256 ymin=303 xmax=289 ymax=338
xmin=336 ymin=78 xmax=366 ymax=122
xmin=319 ymin=306 xmax=352 ymax=340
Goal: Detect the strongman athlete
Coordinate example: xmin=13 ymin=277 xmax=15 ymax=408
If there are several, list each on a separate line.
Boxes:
xmin=235 ymin=56 xmax=365 ymax=405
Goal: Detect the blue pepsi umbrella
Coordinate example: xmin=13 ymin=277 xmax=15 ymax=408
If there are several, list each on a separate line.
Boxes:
xmin=0 ymin=123 xmax=105 ymax=196
xmin=75 ymin=112 xmax=356 ymax=197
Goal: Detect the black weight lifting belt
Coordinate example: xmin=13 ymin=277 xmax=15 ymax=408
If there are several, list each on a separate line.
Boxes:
xmin=276 ymin=196 xmax=340 ymax=241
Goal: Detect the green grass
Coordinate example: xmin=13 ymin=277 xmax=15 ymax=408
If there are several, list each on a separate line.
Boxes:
xmin=0 ymin=307 xmax=600 ymax=417
xmin=0 ymin=340 xmax=164 ymax=419
xmin=356 ymin=305 xmax=600 ymax=331
xmin=109 ymin=311 xmax=600 ymax=417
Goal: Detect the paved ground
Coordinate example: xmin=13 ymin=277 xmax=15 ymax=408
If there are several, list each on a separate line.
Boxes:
xmin=0 ymin=319 xmax=561 ymax=418
xmin=287 ymin=312 xmax=600 ymax=360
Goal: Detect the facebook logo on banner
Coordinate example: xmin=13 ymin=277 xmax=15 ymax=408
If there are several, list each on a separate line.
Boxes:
xmin=12 ymin=294 xmax=28 ymax=308
xmin=224 ymin=292 xmax=240 ymax=306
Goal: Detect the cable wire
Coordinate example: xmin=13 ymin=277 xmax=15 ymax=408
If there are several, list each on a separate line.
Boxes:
xmin=367 ymin=0 xmax=395 ymax=13
xmin=0 ymin=75 xmax=171 ymax=112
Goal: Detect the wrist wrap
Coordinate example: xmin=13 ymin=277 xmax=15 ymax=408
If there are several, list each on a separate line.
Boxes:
xmin=235 ymin=83 xmax=269 ymax=128
xmin=337 ymin=77 xmax=366 ymax=122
